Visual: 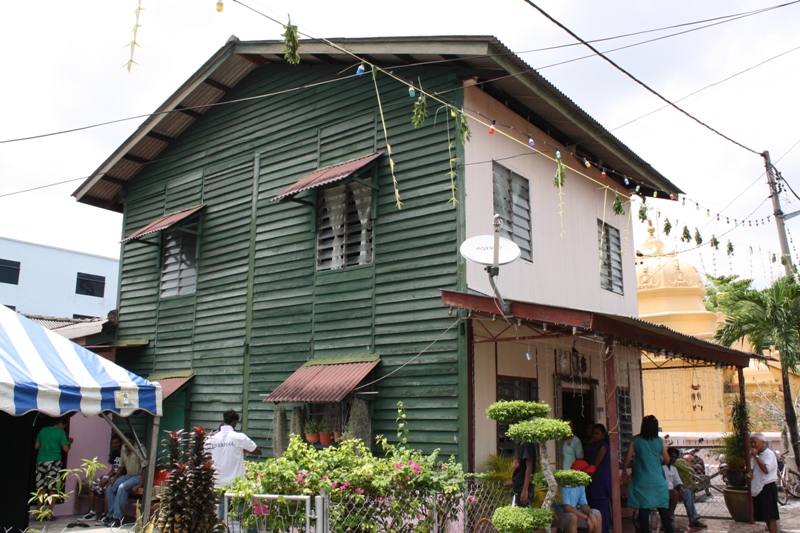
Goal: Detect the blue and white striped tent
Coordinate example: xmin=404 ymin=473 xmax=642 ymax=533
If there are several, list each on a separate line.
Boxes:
xmin=0 ymin=305 xmax=161 ymax=418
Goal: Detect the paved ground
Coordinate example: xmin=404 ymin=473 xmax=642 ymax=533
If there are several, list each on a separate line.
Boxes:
xmin=26 ymin=503 xmax=800 ymax=533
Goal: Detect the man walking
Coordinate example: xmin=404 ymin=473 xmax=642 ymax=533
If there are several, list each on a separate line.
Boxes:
xmin=103 ymin=433 xmax=146 ymax=527
xmin=749 ymin=433 xmax=779 ymax=533
xmin=206 ymin=409 xmax=262 ymax=488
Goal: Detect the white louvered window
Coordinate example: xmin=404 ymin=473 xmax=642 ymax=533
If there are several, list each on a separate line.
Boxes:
xmin=493 ymin=163 xmax=532 ymax=262
xmin=598 ymin=220 xmax=623 ymax=295
xmin=160 ymin=222 xmax=198 ymax=298
xmin=317 ymin=180 xmax=373 ymax=271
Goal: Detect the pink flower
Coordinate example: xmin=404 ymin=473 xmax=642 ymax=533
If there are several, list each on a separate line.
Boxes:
xmin=395 ymin=463 xmax=403 ymax=469
xmin=323 ymin=475 xmax=328 ymax=480
xmin=468 ymin=495 xmax=478 ymax=506
xmin=253 ymin=503 xmax=269 ymax=516
xmin=355 ymin=488 xmax=365 ymax=494
xmin=332 ymin=481 xmax=338 ymax=488
xmin=344 ymin=481 xmax=350 ymax=487
xmin=441 ymin=464 xmax=447 ymax=470
xmin=406 ymin=476 xmax=410 ymax=480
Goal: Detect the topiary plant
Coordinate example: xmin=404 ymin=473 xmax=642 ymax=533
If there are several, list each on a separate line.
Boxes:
xmin=157 ymin=427 xmax=225 ymax=533
xmin=533 ymin=469 xmax=591 ymax=488
xmin=487 ymin=400 xmax=571 ymax=511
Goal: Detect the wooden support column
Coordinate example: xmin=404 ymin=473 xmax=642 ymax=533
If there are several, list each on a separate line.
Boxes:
xmin=604 ymin=338 xmax=623 ymax=533
xmin=739 ymin=367 xmax=754 ymax=524
xmin=141 ymin=415 xmax=161 ymax=522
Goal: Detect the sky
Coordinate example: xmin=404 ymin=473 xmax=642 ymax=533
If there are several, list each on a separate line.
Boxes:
xmin=1 ymin=0 xmax=799 ymax=290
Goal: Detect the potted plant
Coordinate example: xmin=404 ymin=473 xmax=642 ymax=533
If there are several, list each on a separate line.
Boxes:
xmin=721 ymin=398 xmax=750 ymax=522
xmin=304 ymin=421 xmax=320 ymax=444
xmin=318 ymin=425 xmax=334 ymax=446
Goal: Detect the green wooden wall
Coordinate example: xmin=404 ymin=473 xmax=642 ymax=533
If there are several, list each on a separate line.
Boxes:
xmin=115 ymin=63 xmax=465 ymax=458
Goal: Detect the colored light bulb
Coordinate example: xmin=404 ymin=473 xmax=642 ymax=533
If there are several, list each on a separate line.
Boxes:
xmin=669 ymin=193 xmax=674 ymax=200
xmin=584 ymin=158 xmax=591 ymax=168
xmin=408 ymin=86 xmax=415 ymax=98
xmin=601 ymin=171 xmax=606 ymax=179
xmin=717 ymin=214 xmax=720 ymax=221
xmin=216 ymin=0 xmax=223 ymax=11
xmin=635 ymin=185 xmax=640 ymax=193
xmin=682 ymin=197 xmax=685 ymax=206
xmin=356 ymin=64 xmax=365 ymax=76
xmin=556 ymin=150 xmax=561 ymax=160
xmin=528 ymin=135 xmax=535 ymax=147
xmin=488 ymin=120 xmax=496 ymax=134
xmin=653 ymin=190 xmax=657 ymax=198
xmin=624 ymin=177 xmax=629 ymax=186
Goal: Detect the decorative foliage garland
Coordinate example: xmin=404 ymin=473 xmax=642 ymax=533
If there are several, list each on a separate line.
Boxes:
xmin=694 ymin=228 xmax=703 ymax=246
xmin=124 ymin=1 xmax=144 ymax=72
xmin=663 ymin=218 xmax=672 ymax=236
xmin=681 ymin=225 xmax=692 ymax=243
xmin=638 ymin=202 xmax=648 ymax=223
xmin=454 ymin=108 xmax=472 ymax=145
xmin=411 ymin=94 xmax=428 ymax=129
xmin=727 ymin=240 xmax=735 ymax=256
xmin=710 ymin=235 xmax=720 ymax=251
xmin=613 ymin=192 xmax=625 ymax=216
xmin=371 ymin=70 xmax=402 ymax=209
xmin=281 ymin=16 xmax=301 ymax=65
xmin=554 ymin=159 xmax=566 ymax=237
xmin=446 ymin=112 xmax=459 ymax=207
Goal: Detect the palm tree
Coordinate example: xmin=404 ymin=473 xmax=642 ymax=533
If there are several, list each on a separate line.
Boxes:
xmin=715 ymin=276 xmax=800 ymax=467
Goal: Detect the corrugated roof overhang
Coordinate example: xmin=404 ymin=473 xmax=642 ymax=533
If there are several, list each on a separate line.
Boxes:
xmin=441 ymin=290 xmax=759 ymax=368
xmin=264 ymin=354 xmax=380 ymax=403
xmin=150 ymin=372 xmax=194 ymax=400
xmin=74 ymin=36 xmax=681 ymax=212
xmin=121 ymin=205 xmax=204 ymax=243
xmin=271 ymin=152 xmax=383 ymax=202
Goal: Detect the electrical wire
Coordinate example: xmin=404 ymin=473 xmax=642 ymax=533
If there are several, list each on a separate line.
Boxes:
xmin=521 ymin=0 xmax=762 ymax=155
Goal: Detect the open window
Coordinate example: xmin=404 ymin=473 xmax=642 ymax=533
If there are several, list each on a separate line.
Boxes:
xmin=598 ymin=220 xmax=623 ymax=295
xmin=121 ymin=205 xmax=204 ymax=299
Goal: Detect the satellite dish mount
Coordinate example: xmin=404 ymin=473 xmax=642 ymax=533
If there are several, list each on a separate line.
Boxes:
xmin=459 ymin=215 xmax=521 ymax=316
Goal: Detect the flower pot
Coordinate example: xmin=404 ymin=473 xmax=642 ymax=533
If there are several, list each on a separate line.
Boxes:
xmin=319 ymin=432 xmax=334 ymax=446
xmin=333 ymin=430 xmax=342 ymax=443
xmin=305 ymin=432 xmax=320 ymax=444
xmin=723 ymin=487 xmax=751 ymax=522
xmin=723 ymin=468 xmax=748 ymax=489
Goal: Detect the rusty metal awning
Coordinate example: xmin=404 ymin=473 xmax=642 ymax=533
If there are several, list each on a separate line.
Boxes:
xmin=271 ymin=152 xmax=382 ymax=202
xmin=441 ymin=290 xmax=761 ymax=368
xmin=263 ymin=354 xmax=380 ymax=403
xmin=151 ymin=374 xmax=193 ymax=400
xmin=121 ymin=205 xmax=204 ymax=243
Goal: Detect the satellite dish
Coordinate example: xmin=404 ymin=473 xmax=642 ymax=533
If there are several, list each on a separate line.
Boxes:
xmin=460 ymin=235 xmax=521 ymax=266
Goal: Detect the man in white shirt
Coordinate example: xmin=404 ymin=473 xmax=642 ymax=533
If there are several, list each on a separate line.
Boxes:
xmin=749 ymin=433 xmax=779 ymax=533
xmin=206 ymin=409 xmax=262 ymax=489
xmin=664 ymin=447 xmax=706 ymax=529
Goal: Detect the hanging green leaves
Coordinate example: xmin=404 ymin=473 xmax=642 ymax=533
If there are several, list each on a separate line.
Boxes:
xmin=411 ymin=94 xmax=428 ymax=129
xmin=663 ymin=218 xmax=672 ymax=236
xmin=638 ymin=202 xmax=648 ymax=223
xmin=446 ymin=112 xmax=458 ymax=207
xmin=282 ymin=16 xmax=301 ymax=65
xmin=710 ymin=235 xmax=720 ymax=250
xmin=694 ymin=228 xmax=703 ymax=246
xmin=553 ymin=160 xmax=566 ymax=188
xmin=454 ymin=108 xmax=471 ymax=145
xmin=612 ymin=192 xmax=625 ymax=216
xmin=681 ymin=226 xmax=691 ymax=243
xmin=727 ymin=240 xmax=734 ymax=256
xmin=772 ymin=253 xmax=777 ymax=263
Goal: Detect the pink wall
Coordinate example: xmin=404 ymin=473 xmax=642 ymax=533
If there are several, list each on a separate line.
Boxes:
xmin=57 ymin=413 xmax=116 ymax=515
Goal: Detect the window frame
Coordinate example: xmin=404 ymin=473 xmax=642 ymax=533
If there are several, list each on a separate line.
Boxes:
xmin=75 ymin=272 xmax=106 ymax=298
xmin=492 ymin=163 xmax=533 ymax=262
xmin=159 ymin=220 xmax=200 ymax=299
xmin=0 ymin=258 xmax=21 ymax=285
xmin=315 ymin=171 xmax=377 ymax=273
xmin=496 ymin=376 xmax=539 ymax=455
xmin=597 ymin=220 xmax=624 ymax=295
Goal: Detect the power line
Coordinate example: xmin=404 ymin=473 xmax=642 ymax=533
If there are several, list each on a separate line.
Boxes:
xmin=521 ymin=0 xmax=762 ymax=156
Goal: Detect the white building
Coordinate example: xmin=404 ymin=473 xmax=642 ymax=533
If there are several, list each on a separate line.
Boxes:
xmin=0 ymin=237 xmax=118 ymax=318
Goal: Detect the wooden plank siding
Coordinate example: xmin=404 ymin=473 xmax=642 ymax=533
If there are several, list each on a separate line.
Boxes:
xmin=115 ymin=64 xmax=464 ymax=457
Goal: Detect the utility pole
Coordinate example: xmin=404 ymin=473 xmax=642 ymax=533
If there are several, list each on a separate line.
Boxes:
xmin=763 ymin=150 xmax=794 ymax=277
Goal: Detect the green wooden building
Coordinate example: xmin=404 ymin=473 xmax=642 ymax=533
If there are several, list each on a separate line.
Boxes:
xmin=76 ymin=36 xmax=748 ymax=472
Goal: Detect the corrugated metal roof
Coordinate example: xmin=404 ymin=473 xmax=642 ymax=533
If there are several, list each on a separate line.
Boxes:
xmin=121 ymin=205 xmax=204 ymax=243
xmin=24 ymin=315 xmax=107 ymax=340
xmin=74 ymin=36 xmax=681 ymax=212
xmin=271 ymin=152 xmax=382 ymax=202
xmin=153 ymin=375 xmax=193 ymax=400
xmin=264 ymin=356 xmax=380 ymax=403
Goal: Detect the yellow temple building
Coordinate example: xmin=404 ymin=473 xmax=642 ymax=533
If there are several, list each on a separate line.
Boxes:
xmin=636 ymin=224 xmax=794 ymax=434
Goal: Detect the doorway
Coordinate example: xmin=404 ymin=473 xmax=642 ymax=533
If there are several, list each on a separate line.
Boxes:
xmin=561 ymin=388 xmax=595 ymax=463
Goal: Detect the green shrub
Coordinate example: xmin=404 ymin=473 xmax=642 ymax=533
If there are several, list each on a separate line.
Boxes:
xmin=506 ymin=418 xmax=572 ymax=443
xmin=486 ymin=400 xmax=551 ymax=422
xmin=533 ymin=469 xmax=591 ymax=487
xmin=491 ymin=506 xmax=554 ymax=533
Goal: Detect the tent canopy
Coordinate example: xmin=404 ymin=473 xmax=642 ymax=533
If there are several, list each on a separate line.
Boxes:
xmin=0 ymin=305 xmax=161 ymax=418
